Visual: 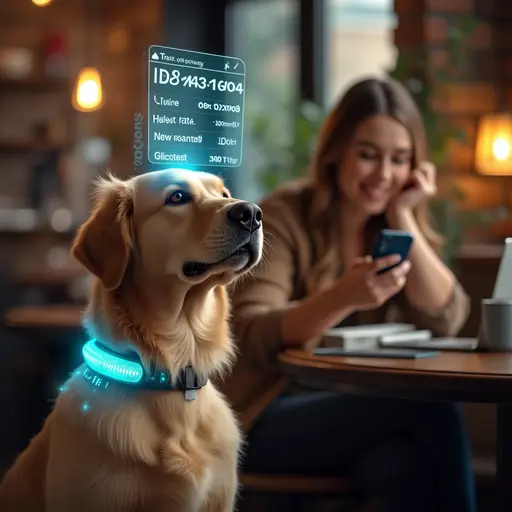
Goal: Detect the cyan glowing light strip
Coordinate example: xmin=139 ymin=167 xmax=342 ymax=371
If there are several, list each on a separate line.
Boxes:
xmin=82 ymin=339 xmax=143 ymax=384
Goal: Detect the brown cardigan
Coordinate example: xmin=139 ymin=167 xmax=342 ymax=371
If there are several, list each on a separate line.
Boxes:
xmin=218 ymin=180 xmax=470 ymax=431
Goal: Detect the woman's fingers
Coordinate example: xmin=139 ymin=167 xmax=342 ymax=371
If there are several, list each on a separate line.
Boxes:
xmin=372 ymin=254 xmax=402 ymax=273
xmin=375 ymin=260 xmax=411 ymax=291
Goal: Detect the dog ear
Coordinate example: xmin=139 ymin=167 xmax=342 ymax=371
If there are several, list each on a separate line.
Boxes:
xmin=72 ymin=176 xmax=133 ymax=291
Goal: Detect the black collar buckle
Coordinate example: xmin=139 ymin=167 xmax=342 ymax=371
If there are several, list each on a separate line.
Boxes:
xmin=181 ymin=365 xmax=207 ymax=401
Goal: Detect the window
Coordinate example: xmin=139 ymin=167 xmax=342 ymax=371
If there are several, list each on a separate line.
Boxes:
xmin=324 ymin=0 xmax=397 ymax=107
xmin=226 ymin=0 xmax=299 ymax=202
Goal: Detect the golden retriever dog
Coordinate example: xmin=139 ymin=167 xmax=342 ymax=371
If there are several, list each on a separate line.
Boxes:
xmin=0 ymin=169 xmax=263 ymax=512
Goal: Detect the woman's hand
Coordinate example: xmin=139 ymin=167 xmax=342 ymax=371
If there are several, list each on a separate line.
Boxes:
xmin=333 ymin=255 xmax=412 ymax=312
xmin=281 ymin=255 xmax=412 ymax=346
xmin=389 ymin=161 xmax=437 ymax=215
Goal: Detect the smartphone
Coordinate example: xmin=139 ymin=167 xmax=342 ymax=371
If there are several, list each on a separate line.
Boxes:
xmin=372 ymin=229 xmax=414 ymax=274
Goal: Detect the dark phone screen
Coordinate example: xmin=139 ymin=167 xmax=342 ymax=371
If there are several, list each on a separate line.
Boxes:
xmin=372 ymin=230 xmax=413 ymax=274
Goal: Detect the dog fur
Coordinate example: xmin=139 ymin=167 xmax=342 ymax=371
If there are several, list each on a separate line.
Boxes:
xmin=0 ymin=169 xmax=263 ymax=512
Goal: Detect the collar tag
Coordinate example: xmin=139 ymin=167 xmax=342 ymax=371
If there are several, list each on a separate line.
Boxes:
xmin=184 ymin=389 xmax=197 ymax=401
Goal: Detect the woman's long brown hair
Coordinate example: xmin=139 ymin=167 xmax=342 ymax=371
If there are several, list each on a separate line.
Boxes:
xmin=305 ymin=77 xmax=442 ymax=294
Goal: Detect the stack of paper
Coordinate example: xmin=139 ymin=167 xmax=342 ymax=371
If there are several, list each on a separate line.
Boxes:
xmin=321 ymin=323 xmax=417 ymax=351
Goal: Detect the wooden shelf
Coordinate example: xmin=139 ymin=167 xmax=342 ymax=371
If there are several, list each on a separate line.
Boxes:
xmin=0 ymin=77 xmax=69 ymax=92
xmin=16 ymin=267 xmax=86 ymax=286
xmin=0 ymin=140 xmax=68 ymax=154
xmin=0 ymin=226 xmax=78 ymax=235
xmin=0 ymin=208 xmax=80 ymax=235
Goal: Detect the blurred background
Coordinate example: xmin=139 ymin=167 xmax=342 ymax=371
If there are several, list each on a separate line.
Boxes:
xmin=0 ymin=0 xmax=510 ymax=506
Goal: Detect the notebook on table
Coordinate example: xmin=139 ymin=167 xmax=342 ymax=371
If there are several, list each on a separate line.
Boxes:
xmin=321 ymin=323 xmax=417 ymax=351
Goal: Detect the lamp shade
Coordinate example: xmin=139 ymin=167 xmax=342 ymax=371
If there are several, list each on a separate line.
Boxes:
xmin=72 ymin=67 xmax=104 ymax=113
xmin=475 ymin=113 xmax=512 ymax=175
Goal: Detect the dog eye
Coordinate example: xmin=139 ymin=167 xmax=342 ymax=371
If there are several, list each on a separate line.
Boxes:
xmin=222 ymin=191 xmax=229 ymax=198
xmin=165 ymin=190 xmax=192 ymax=205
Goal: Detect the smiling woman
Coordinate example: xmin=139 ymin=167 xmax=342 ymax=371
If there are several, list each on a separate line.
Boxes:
xmin=219 ymin=77 xmax=477 ymax=512
xmin=338 ymin=115 xmax=413 ymax=217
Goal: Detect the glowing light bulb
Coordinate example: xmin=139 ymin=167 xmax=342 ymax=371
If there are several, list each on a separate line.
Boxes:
xmin=32 ymin=0 xmax=52 ymax=6
xmin=72 ymin=67 xmax=104 ymax=112
xmin=492 ymin=137 xmax=511 ymax=162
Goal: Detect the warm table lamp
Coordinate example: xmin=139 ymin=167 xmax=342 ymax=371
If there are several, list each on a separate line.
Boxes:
xmin=475 ymin=113 xmax=512 ymax=176
xmin=475 ymin=113 xmax=512 ymax=235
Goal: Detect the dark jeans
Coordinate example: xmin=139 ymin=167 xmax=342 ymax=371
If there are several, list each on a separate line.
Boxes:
xmin=242 ymin=392 xmax=477 ymax=512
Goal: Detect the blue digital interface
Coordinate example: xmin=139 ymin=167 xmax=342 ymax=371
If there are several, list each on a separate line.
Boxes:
xmin=147 ymin=45 xmax=245 ymax=168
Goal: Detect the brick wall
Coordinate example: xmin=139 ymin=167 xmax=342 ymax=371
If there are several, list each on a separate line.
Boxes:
xmin=0 ymin=0 xmax=83 ymax=272
xmin=0 ymin=0 xmax=79 ymax=204
xmin=0 ymin=0 xmax=163 ymax=187
xmin=394 ymin=0 xmax=508 ymax=463
xmin=394 ymin=0 xmax=510 ymax=239
xmin=0 ymin=0 xmax=163 ymax=273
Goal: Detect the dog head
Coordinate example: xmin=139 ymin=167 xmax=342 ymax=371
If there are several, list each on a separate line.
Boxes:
xmin=71 ymin=169 xmax=263 ymax=291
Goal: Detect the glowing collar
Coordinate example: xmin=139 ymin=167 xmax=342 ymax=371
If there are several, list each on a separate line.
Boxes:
xmin=81 ymin=339 xmax=207 ymax=401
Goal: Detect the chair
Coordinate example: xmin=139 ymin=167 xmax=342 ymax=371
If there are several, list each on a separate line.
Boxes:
xmin=239 ymin=473 xmax=360 ymax=511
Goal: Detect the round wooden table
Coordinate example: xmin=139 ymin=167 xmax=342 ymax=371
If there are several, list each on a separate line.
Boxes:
xmin=3 ymin=305 xmax=84 ymax=329
xmin=279 ymin=349 xmax=512 ymax=512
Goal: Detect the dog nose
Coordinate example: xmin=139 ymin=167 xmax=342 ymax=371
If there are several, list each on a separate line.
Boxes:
xmin=227 ymin=202 xmax=262 ymax=233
